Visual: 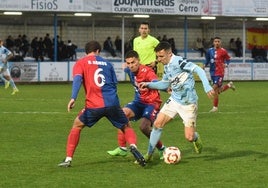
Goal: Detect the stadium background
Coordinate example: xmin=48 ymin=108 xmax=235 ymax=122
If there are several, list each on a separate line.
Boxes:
xmin=0 ymin=0 xmax=268 ymax=81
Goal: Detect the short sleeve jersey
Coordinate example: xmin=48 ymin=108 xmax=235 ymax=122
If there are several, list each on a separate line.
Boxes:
xmin=205 ymin=47 xmax=230 ymax=77
xmin=133 ymin=35 xmax=159 ymax=65
xmin=73 ymin=55 xmax=120 ymax=108
xmin=126 ymin=64 xmax=161 ymax=106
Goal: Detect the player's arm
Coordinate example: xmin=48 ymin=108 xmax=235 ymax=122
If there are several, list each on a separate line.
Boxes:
xmin=203 ymin=48 xmax=211 ymax=68
xmin=139 ymin=80 xmax=170 ymax=91
xmin=68 ymin=75 xmax=82 ymax=112
xmin=3 ymin=50 xmax=13 ymax=64
xmin=193 ymin=65 xmax=214 ymax=98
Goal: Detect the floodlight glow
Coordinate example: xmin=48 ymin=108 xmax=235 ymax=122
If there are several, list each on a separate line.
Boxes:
xmin=4 ymin=12 xmax=22 ymax=15
xmin=133 ymin=15 xmax=150 ymax=18
xmin=201 ymin=16 xmax=216 ymax=20
xmin=256 ymin=18 xmax=268 ymax=21
xmin=74 ymin=13 xmax=92 ymax=16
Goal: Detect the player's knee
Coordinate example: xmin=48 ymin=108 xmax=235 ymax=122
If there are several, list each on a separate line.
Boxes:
xmin=185 ymin=134 xmax=195 ymax=142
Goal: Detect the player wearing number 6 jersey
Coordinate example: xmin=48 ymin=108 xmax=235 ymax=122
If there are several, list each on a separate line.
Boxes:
xmin=58 ymin=41 xmax=145 ymax=167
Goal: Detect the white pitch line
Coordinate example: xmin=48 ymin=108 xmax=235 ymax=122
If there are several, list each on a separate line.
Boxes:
xmin=198 ymin=111 xmax=268 ymax=114
xmin=0 ymin=111 xmax=67 ymax=114
xmin=0 ymin=111 xmax=267 ymax=115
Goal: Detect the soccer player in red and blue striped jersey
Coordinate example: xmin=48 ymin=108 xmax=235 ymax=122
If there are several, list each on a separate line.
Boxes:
xmin=205 ymin=37 xmax=236 ymax=112
xmin=107 ymin=50 xmax=165 ymax=160
xmin=58 ymin=41 xmax=145 ymax=167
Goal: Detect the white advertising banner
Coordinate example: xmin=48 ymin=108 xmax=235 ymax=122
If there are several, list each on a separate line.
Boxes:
xmin=0 ymin=0 xmax=111 ymax=12
xmin=222 ymin=0 xmax=268 ymax=16
xmin=253 ymin=63 xmax=268 ymax=80
xmin=68 ymin=61 xmax=76 ymax=81
xmin=0 ymin=0 xmax=267 ymax=16
xmin=9 ymin=62 xmax=38 ymax=82
xmin=39 ymin=62 xmax=68 ymax=81
xmin=8 ymin=62 xmax=268 ymax=82
xmin=227 ymin=63 xmax=252 ymax=80
xmin=112 ymin=0 xmax=201 ymax=15
xmin=111 ymin=62 xmax=125 ymax=81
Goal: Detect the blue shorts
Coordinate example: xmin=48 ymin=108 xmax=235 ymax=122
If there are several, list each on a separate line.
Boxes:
xmin=211 ymin=75 xmax=224 ymax=87
xmin=124 ymin=100 xmax=159 ymax=122
xmin=78 ymin=106 xmax=128 ymax=129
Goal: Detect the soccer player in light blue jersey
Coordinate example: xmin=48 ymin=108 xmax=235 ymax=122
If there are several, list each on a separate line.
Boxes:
xmin=0 ymin=39 xmax=19 ymax=95
xmin=139 ymin=42 xmax=215 ymax=161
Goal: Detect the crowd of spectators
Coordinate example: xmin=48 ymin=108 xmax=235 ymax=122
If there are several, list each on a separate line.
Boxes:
xmin=3 ymin=34 xmax=77 ymax=62
xmin=3 ymin=34 xmax=267 ymax=62
xmin=228 ymin=37 xmax=242 ymax=57
xmin=251 ymin=45 xmax=268 ymax=62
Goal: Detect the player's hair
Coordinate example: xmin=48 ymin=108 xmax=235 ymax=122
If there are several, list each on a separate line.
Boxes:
xmin=85 ymin=40 xmax=101 ymax=54
xmin=125 ymin=50 xmax=139 ymax=59
xmin=154 ymin=41 xmax=171 ymax=52
xmin=214 ymin=36 xmax=221 ymax=40
xmin=140 ymin=21 xmax=149 ymax=27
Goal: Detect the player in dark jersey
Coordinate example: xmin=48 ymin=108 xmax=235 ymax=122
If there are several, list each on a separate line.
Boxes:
xmin=204 ymin=37 xmax=236 ymax=112
xmin=107 ymin=50 xmax=165 ymax=161
xmin=58 ymin=41 xmax=145 ymax=167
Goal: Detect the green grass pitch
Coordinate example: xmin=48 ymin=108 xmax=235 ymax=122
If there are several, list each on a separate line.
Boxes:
xmin=0 ymin=81 xmax=267 ymax=188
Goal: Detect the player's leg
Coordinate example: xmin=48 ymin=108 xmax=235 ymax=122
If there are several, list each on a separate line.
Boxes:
xmin=58 ymin=108 xmax=93 ymax=167
xmin=107 ymin=107 xmax=135 ymax=156
xmin=147 ymin=99 xmax=176 ymax=159
xmin=108 ymin=106 xmax=145 ymax=167
xmin=147 ymin=112 xmax=171 ymax=159
xmin=58 ymin=116 xmax=85 ymax=167
xmin=209 ymin=76 xmax=221 ymax=112
xmin=180 ymin=103 xmax=202 ymax=153
xmin=106 ymin=129 xmax=128 ymax=156
xmin=221 ymin=81 xmax=236 ymax=93
xmin=140 ymin=105 xmax=166 ymax=159
xmin=4 ymin=69 xmax=19 ymax=94
xmin=0 ymin=72 xmax=10 ymax=89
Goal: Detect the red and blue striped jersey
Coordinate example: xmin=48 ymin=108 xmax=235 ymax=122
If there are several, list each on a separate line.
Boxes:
xmin=73 ymin=55 xmax=120 ymax=108
xmin=205 ymin=47 xmax=230 ymax=76
xmin=125 ymin=64 xmax=162 ymax=107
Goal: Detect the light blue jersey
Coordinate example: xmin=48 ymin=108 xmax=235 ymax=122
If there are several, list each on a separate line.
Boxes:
xmin=148 ymin=55 xmax=212 ymax=105
xmin=0 ymin=46 xmax=12 ymax=71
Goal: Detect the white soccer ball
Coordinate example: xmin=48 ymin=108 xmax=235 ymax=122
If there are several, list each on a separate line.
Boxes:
xmin=163 ymin=146 xmax=181 ymax=164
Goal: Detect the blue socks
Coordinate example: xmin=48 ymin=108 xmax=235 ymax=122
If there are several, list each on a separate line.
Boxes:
xmin=148 ymin=127 xmax=163 ymax=154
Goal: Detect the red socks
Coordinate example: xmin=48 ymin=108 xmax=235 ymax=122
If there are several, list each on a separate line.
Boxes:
xmin=117 ymin=130 xmax=126 ymax=147
xmin=123 ymin=127 xmax=137 ymax=146
xmin=66 ymin=128 xmax=81 ymax=158
xmin=221 ymin=84 xmax=230 ymax=92
xmin=213 ymin=97 xmax=219 ymax=108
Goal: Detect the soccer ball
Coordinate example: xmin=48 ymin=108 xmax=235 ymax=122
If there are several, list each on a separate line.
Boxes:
xmin=163 ymin=146 xmax=181 ymax=164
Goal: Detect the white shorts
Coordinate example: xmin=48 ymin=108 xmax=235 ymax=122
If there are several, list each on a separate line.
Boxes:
xmin=160 ymin=97 xmax=198 ymax=127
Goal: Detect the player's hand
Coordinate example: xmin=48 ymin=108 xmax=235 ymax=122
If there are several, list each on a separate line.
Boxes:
xmin=67 ymin=99 xmax=75 ymax=112
xmin=138 ymin=82 xmax=148 ymax=89
xmin=167 ymin=87 xmax=172 ymax=94
xmin=207 ymin=89 xmax=215 ymax=99
xmin=147 ymin=61 xmax=157 ymax=68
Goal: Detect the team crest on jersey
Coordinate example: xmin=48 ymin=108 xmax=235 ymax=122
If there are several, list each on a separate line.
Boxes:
xmin=170 ymin=72 xmax=189 ymax=88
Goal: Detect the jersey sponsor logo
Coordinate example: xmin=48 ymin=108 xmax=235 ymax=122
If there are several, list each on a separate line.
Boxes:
xmin=170 ymin=72 xmax=189 ymax=88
